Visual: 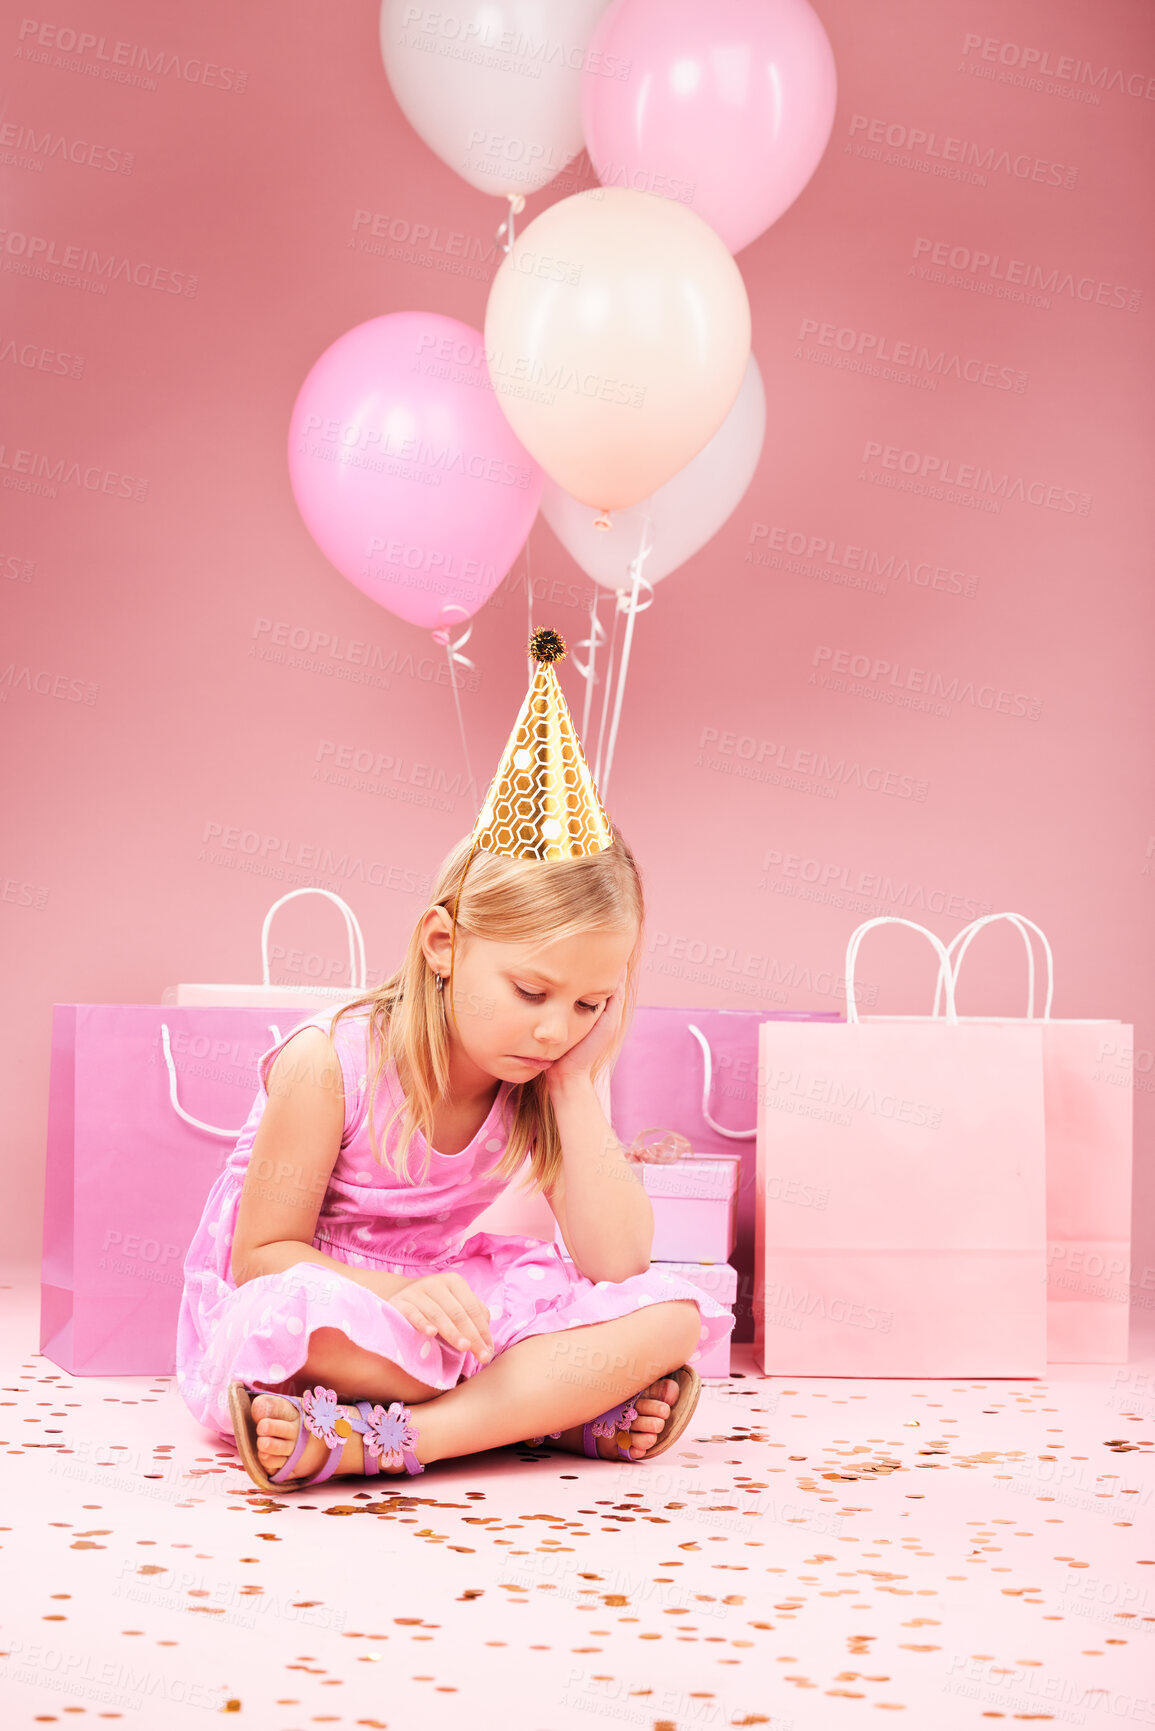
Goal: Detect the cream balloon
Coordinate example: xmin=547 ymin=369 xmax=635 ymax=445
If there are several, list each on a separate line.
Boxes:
xmin=484 ymin=187 xmax=751 ymax=511
xmin=378 ymin=0 xmax=613 ymax=199
xmin=540 ymin=353 xmax=766 ymax=590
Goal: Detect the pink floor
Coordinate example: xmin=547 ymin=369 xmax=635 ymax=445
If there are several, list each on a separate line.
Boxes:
xmin=3 ymin=1274 xmax=1153 ymax=1731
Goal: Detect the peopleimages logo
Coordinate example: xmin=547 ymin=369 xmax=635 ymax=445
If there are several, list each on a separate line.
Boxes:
xmin=747 ymin=520 xmax=980 ymax=599
xmin=0 ymin=336 xmax=85 ymax=378
xmin=812 ymin=643 xmax=1044 ymax=720
xmin=350 ymin=207 xmax=496 ymax=273
xmin=910 ymin=236 xmax=1141 ymax=313
xmin=797 ymin=318 xmax=1027 ymax=393
xmin=861 ymin=438 xmax=1092 ymax=516
xmin=0 ymin=441 xmax=147 ymax=500
xmin=295 ymin=414 xmax=534 ymax=488
xmin=15 ymin=18 xmax=248 ymax=93
xmin=847 ymin=113 xmax=1078 ymax=188
xmin=695 ymin=725 xmax=929 ymax=803
xmin=0 ymin=117 xmax=135 ymax=173
xmin=0 ymin=226 xmax=197 ymax=295
xmin=198 ymin=820 xmax=432 ymax=895
xmin=960 ymin=32 xmax=1155 ymax=102
xmin=759 ymin=848 xmax=993 ymax=924
xmin=396 ymin=5 xmax=630 ymax=79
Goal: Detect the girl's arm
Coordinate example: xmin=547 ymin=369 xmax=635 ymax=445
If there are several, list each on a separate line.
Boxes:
xmin=229 ymin=1027 xmax=410 ymax=1301
xmin=546 ymin=1069 xmax=653 ymax=1284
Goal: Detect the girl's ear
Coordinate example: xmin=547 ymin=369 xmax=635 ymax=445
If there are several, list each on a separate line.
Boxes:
xmin=419 ymin=905 xmax=455 ymax=975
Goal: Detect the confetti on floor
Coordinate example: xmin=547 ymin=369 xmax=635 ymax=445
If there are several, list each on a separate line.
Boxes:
xmin=2 ymin=1274 xmax=1153 ymax=1730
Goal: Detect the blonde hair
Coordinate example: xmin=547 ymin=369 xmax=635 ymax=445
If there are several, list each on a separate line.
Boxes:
xmin=325 ymin=829 xmax=645 ymax=1194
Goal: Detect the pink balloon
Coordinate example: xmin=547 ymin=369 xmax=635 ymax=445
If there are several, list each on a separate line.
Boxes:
xmin=287 ymin=312 xmax=543 ymax=631
xmin=581 ymin=0 xmax=837 ymax=255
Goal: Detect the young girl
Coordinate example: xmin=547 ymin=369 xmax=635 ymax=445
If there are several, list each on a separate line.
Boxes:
xmin=176 ymin=632 xmax=736 ymax=1489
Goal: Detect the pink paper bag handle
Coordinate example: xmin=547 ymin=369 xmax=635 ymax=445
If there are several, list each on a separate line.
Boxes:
xmin=260 ymin=888 xmax=366 ymax=989
xmin=931 ymin=912 xmax=1055 ymax=1020
xmin=159 ymin=1020 xmax=284 ymax=1138
xmin=685 ymin=1022 xmax=757 ymax=1141
xmin=844 ymin=916 xmax=960 ymax=1024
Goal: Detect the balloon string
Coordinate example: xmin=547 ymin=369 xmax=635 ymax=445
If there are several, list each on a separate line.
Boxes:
xmin=599 ymin=517 xmax=655 ymax=800
xmin=524 ymin=518 xmax=534 ymax=647
xmin=572 ymin=588 xmax=607 ymax=748
xmin=496 ymin=193 xmax=526 ymax=256
xmin=432 ymin=610 xmax=479 ymax=821
xmin=592 ymin=596 xmax=622 ymax=790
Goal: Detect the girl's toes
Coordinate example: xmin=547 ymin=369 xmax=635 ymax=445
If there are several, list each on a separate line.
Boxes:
xmin=250 ymin=1394 xmax=299 ymax=1469
xmin=255 ymin=1426 xmax=291 ymax=1464
xmin=625 ymin=1378 xmax=680 ymax=1456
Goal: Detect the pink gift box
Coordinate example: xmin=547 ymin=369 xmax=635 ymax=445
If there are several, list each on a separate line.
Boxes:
xmin=554 ymin=1155 xmax=741 ymax=1263
xmin=652 ymin=1259 xmax=738 ymax=1376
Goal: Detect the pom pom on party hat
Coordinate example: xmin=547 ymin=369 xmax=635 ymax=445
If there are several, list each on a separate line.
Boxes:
xmin=471 ymin=626 xmax=614 ymax=861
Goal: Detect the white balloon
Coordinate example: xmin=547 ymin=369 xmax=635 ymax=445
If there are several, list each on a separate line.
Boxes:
xmin=539 ymin=353 xmax=766 ymax=590
xmin=379 ymin=0 xmax=613 ymax=199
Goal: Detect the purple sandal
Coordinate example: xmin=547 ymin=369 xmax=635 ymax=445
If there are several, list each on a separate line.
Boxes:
xmin=229 ymin=1380 xmax=424 ymax=1493
xmin=526 ymin=1395 xmax=640 ymax=1461
xmin=523 ymin=1366 xmax=701 ymax=1463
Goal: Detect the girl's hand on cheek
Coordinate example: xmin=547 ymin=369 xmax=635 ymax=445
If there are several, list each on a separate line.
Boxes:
xmin=546 ymin=975 xmax=626 ymax=1088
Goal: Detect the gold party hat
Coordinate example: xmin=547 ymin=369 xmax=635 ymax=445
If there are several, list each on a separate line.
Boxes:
xmin=472 ymin=626 xmax=614 ymax=861
xmin=446 ymin=627 xmax=614 ymax=998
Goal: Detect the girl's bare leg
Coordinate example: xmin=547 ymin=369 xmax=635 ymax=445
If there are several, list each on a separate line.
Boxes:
xmin=249 ymin=1299 xmax=701 ymax=1477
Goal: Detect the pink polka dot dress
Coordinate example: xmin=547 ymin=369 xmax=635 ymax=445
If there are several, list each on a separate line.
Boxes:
xmin=176 ymin=1006 xmax=735 ymax=1439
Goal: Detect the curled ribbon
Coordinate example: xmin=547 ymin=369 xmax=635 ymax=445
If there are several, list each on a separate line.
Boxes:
xmin=569 ymin=604 xmax=609 ymax=683
xmin=617 ymin=517 xmax=656 ymax=615
xmin=615 ymin=567 xmax=656 ymax=616
xmin=495 ymin=193 xmax=527 ymax=256
xmin=624 ymin=1129 xmax=693 ymax=1164
xmin=431 ymin=606 xmax=476 ymax=673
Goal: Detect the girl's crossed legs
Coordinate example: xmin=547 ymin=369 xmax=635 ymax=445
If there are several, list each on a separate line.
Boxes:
xmin=249 ymin=1298 xmax=702 ymax=1478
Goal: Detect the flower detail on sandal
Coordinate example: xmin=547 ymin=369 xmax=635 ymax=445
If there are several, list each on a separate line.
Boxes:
xmin=526 ymin=1429 xmax=563 ymax=1446
xmin=300 ymin=1384 xmax=344 ymax=1449
xmin=590 ymin=1398 xmax=638 ymax=1439
xmin=360 ymin=1400 xmax=423 ymax=1472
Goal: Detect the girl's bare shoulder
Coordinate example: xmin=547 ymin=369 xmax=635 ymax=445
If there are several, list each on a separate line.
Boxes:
xmin=264 ymin=1023 xmax=346 ymax=1106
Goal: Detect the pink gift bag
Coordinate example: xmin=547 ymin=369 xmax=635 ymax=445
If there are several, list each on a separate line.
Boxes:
xmin=608 ymin=1007 xmax=842 ymax=1342
xmin=931 ymin=914 xmax=1132 ymax=1364
xmin=42 ymin=1005 xmax=292 ymax=1374
xmin=755 ymin=918 xmax=1049 ymax=1377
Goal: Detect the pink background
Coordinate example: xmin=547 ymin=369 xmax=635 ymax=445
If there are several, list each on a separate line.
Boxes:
xmin=3 ymin=1 xmax=1152 ymax=1295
